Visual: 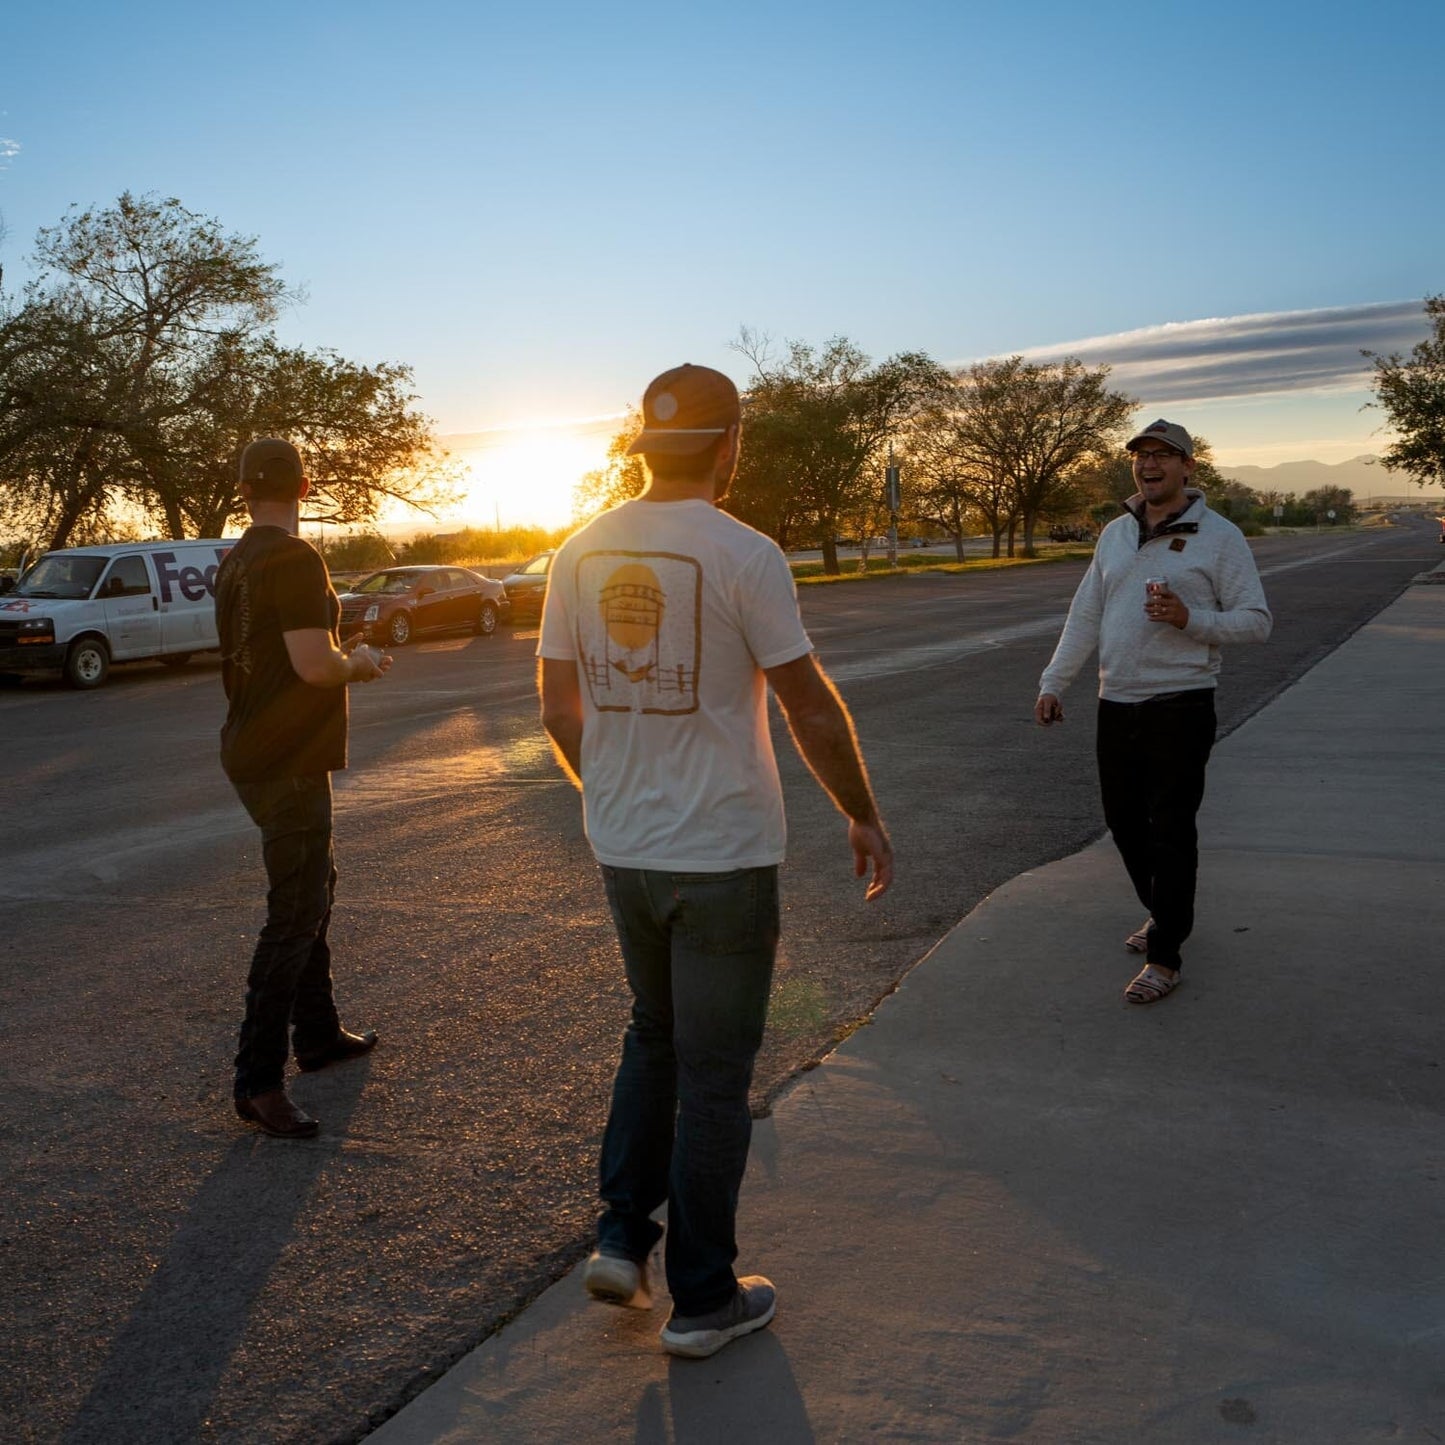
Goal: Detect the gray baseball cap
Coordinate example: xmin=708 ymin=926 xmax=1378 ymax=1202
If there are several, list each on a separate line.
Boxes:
xmin=239 ymin=437 xmax=305 ymax=489
xmin=1126 ymin=419 xmax=1193 ymax=459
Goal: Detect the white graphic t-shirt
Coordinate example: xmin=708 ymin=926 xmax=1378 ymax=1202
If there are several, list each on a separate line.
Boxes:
xmin=538 ymin=498 xmax=813 ymax=870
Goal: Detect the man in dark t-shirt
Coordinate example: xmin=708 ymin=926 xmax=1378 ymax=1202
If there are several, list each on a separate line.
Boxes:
xmin=216 ymin=438 xmax=391 ymax=1138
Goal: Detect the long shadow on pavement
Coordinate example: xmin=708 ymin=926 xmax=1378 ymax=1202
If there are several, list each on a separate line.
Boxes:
xmin=63 ymin=1064 xmax=371 ymax=1445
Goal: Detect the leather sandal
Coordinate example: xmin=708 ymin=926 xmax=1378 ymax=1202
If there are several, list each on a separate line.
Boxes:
xmin=1124 ymin=964 xmax=1181 ymax=1005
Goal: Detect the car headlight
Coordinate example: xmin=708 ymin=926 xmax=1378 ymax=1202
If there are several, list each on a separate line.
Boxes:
xmin=16 ymin=617 xmax=55 ymax=644
xmin=364 ymin=604 xmax=380 ymax=622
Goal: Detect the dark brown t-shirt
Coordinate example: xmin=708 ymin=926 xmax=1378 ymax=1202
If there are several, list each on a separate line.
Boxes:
xmin=215 ymin=526 xmax=347 ymax=782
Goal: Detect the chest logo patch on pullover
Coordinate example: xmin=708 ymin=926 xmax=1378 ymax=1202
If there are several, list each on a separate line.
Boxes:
xmin=1169 ymin=537 xmax=1187 ymax=552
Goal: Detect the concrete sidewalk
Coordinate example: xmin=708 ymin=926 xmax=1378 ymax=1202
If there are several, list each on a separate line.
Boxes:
xmin=371 ymin=579 xmax=1445 ymax=1445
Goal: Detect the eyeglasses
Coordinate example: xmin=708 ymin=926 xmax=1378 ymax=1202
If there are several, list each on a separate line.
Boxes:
xmin=1132 ymin=448 xmax=1181 ymax=464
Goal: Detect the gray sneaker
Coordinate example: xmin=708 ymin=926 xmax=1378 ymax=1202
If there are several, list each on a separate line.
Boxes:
xmin=660 ymin=1277 xmax=776 ymax=1358
xmin=583 ymin=1249 xmax=651 ymax=1309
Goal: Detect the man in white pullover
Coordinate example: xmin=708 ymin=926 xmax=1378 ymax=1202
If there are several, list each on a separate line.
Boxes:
xmin=1035 ymin=419 xmax=1271 ymax=1003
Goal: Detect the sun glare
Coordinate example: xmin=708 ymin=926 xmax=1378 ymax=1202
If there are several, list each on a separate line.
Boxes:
xmin=451 ymin=426 xmax=611 ymax=531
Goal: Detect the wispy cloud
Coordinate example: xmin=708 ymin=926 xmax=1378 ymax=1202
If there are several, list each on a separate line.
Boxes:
xmin=0 ymin=138 xmax=19 ymax=170
xmin=976 ymin=301 xmax=1432 ymax=405
xmin=441 ymin=411 xmax=627 ymax=452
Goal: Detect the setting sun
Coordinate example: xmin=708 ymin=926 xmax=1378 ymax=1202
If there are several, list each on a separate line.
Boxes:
xmin=442 ymin=418 xmax=619 ymax=531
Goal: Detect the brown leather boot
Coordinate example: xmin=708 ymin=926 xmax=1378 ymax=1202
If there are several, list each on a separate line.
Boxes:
xmin=235 ymin=1089 xmax=320 ymax=1138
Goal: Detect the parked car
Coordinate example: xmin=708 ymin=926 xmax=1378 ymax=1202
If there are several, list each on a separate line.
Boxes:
xmin=337 ymin=566 xmax=509 ymax=646
xmin=499 ymin=550 xmax=554 ymax=619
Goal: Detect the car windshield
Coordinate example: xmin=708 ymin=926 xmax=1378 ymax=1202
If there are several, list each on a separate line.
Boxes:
xmin=14 ymin=555 xmax=107 ymax=599
xmin=520 ymin=554 xmax=551 ymax=576
xmin=352 ymin=571 xmax=424 ymax=595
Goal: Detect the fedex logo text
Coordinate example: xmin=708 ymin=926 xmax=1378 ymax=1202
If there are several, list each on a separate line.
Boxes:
xmin=154 ymin=548 xmax=232 ymax=605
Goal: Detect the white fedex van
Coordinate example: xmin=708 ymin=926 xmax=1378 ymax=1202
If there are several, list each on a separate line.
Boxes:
xmin=0 ymin=539 xmax=235 ymax=688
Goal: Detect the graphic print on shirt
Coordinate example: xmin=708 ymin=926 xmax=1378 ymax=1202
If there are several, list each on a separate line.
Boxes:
xmin=575 ymin=550 xmax=701 ymax=714
xmin=218 ymin=552 xmax=254 ymax=675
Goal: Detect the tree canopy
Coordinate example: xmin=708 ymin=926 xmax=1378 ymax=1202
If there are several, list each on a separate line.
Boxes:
xmin=730 ymin=332 xmax=946 ymax=572
xmin=902 ymin=383 xmax=1016 ymax=557
xmin=902 ymin=356 xmax=1134 ymax=557
xmin=0 ymin=192 xmax=456 ymax=549
xmin=1368 ymin=294 xmax=1445 ymax=490
xmin=572 ymin=407 xmax=645 ymax=521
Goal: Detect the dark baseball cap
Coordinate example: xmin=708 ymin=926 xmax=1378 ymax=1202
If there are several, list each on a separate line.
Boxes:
xmin=239 ymin=437 xmax=305 ymax=489
xmin=626 ymin=364 xmax=741 ymax=457
xmin=1126 ymin=419 xmax=1194 ymax=459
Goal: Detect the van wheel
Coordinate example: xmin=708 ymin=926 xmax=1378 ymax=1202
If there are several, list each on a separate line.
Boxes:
xmin=475 ymin=600 xmax=498 ymax=636
xmin=160 ymin=653 xmax=192 ymax=667
xmin=65 ymin=637 xmax=111 ymax=689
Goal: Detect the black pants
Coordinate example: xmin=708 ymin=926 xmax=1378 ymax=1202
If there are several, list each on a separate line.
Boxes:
xmin=1096 ymin=689 xmax=1216 ymax=971
xmin=231 ymin=773 xmax=342 ymax=1099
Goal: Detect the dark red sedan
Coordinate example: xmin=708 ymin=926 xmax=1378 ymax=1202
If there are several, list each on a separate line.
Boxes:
xmin=337 ymin=566 xmax=510 ymax=647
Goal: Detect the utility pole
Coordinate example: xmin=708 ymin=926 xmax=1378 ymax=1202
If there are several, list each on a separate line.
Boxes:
xmin=885 ymin=445 xmax=900 ymax=569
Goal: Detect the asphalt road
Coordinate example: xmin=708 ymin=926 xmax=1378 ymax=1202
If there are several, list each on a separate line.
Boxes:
xmin=0 ymin=516 xmax=1436 ymax=1444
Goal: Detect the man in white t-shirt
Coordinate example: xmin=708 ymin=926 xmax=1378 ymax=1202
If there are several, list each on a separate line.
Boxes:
xmin=539 ymin=363 xmax=892 ymax=1359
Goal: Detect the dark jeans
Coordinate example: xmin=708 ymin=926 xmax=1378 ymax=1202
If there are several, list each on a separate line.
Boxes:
xmin=1096 ymin=689 xmax=1217 ymax=972
xmin=232 ymin=773 xmax=341 ymax=1099
xmin=597 ymin=864 xmax=779 ymax=1317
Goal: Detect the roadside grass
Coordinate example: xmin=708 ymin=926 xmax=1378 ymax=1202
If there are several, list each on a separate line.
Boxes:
xmin=767 ymin=977 xmax=831 ymax=1038
xmin=791 ymin=545 xmax=1095 ymax=586
xmin=1263 ymin=519 xmax=1388 ymax=534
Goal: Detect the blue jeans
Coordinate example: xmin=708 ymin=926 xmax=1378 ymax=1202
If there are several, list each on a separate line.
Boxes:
xmin=231 ymin=773 xmax=342 ymax=1099
xmin=597 ymin=865 xmax=779 ymax=1316
xmin=1096 ymin=689 xmax=1217 ymax=971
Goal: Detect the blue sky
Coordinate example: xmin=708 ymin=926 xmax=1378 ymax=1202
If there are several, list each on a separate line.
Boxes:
xmin=3 ymin=0 xmax=1442 ymax=524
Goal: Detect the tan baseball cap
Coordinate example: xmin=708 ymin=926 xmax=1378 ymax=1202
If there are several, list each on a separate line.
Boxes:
xmin=1126 ymin=419 xmax=1194 ymax=459
xmin=626 ymin=364 xmax=741 ymax=457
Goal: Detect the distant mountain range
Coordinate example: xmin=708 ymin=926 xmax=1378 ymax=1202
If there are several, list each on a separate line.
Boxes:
xmin=1220 ymin=453 xmax=1438 ymax=499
